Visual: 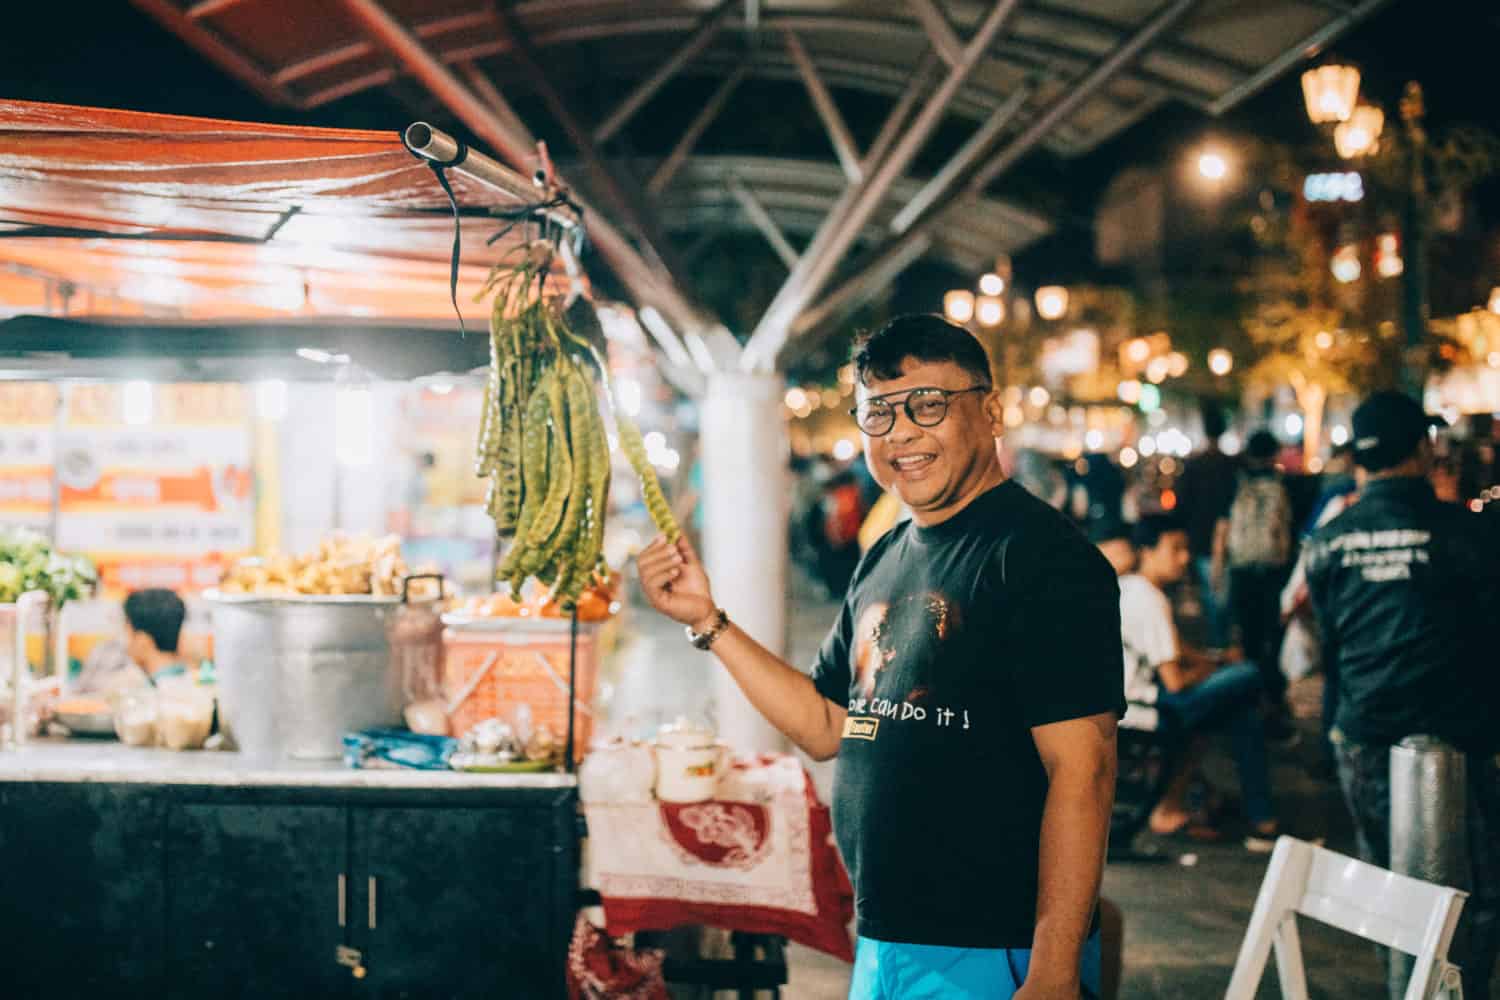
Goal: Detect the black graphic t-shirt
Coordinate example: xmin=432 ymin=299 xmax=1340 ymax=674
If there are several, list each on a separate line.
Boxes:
xmin=810 ymin=480 xmax=1125 ymax=949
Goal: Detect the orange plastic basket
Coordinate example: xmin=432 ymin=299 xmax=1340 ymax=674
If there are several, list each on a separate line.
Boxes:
xmin=441 ymin=620 xmax=599 ymax=762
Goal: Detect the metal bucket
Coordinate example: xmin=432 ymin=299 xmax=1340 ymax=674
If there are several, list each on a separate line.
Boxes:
xmin=208 ymin=593 xmax=403 ymax=761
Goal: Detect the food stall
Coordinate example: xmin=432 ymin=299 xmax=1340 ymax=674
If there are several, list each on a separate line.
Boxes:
xmin=0 ymin=100 xmax=600 ymax=997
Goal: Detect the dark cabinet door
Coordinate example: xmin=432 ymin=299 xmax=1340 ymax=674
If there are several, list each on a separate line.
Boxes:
xmin=0 ymin=783 xmax=165 ymax=998
xmin=353 ymin=806 xmax=565 ymax=1000
xmin=165 ymin=802 xmax=350 ymax=1000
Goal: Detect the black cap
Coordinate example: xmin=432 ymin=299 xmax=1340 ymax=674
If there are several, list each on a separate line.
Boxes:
xmin=1351 ymin=391 xmax=1443 ymax=471
xmin=1245 ymin=430 xmax=1280 ymax=461
xmin=1088 ymin=517 xmax=1132 ymax=546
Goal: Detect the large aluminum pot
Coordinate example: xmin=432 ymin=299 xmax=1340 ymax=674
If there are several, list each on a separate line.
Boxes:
xmin=207 ymin=593 xmax=403 ymax=760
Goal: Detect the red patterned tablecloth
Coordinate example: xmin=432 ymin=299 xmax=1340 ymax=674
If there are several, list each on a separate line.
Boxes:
xmin=583 ymin=753 xmax=854 ymax=960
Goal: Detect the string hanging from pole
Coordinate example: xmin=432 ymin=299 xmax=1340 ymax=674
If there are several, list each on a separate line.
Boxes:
xmin=402 ymin=132 xmax=586 ymax=334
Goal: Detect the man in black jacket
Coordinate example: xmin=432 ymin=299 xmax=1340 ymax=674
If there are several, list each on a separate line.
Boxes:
xmin=1305 ymin=391 xmax=1500 ymax=999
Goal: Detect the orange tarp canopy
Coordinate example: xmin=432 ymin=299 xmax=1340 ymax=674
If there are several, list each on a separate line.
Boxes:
xmin=0 ymin=99 xmax=547 ymax=322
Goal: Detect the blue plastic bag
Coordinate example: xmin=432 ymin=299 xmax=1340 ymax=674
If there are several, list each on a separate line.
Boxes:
xmin=343 ymin=728 xmax=458 ymax=770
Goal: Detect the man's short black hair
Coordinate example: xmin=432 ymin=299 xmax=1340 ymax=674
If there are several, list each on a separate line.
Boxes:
xmin=851 ymin=314 xmax=993 ymax=387
xmin=1246 ymin=429 xmax=1280 ymax=462
xmin=1200 ymin=401 xmax=1227 ymax=441
xmin=1133 ymin=513 xmax=1186 ymax=551
xmin=123 ymin=588 xmax=185 ymax=654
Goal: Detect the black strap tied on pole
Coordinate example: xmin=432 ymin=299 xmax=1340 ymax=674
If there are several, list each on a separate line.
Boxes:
xmin=403 ymin=130 xmax=470 ymax=335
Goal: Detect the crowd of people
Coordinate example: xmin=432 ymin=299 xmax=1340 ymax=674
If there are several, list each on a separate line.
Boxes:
xmin=1098 ymin=391 xmax=1500 ymax=999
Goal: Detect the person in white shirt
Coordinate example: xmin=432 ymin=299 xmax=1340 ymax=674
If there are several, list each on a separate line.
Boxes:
xmin=1120 ymin=514 xmax=1278 ymax=843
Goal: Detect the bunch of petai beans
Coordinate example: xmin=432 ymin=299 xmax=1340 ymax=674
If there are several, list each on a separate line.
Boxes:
xmin=475 ymin=244 xmax=679 ymax=608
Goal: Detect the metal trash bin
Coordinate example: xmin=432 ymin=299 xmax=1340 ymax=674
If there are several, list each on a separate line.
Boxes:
xmin=1388 ymin=735 xmax=1470 ymax=996
xmin=208 ymin=593 xmax=404 ymax=760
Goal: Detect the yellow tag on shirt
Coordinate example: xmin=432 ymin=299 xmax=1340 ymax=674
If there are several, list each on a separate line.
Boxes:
xmin=842 ymin=716 xmax=879 ymax=741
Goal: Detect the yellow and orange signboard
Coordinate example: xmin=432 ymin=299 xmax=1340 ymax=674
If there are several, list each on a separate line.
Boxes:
xmin=54 ymin=383 xmax=254 ymax=597
xmin=0 ymin=383 xmax=59 ymax=533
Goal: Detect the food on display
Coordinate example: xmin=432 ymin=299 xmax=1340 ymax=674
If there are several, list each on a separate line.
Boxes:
xmin=474 ymin=242 xmax=678 ymax=609
xmin=157 ymin=684 xmax=214 ymax=751
xmin=0 ymin=528 xmax=95 ymax=606
xmin=402 ymin=698 xmax=450 ymax=736
xmin=451 ymin=573 xmax=618 ymax=623
xmin=217 ymin=533 xmax=411 ymax=596
xmin=53 ymin=696 xmax=111 ymax=718
xmin=113 ymin=689 xmax=158 ymax=747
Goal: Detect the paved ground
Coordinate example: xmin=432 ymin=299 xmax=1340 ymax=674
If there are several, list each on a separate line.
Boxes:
xmin=597 ymin=565 xmax=1488 ymax=999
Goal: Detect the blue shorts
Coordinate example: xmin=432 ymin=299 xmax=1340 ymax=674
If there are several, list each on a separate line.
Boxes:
xmin=849 ymin=932 xmax=1103 ymax=999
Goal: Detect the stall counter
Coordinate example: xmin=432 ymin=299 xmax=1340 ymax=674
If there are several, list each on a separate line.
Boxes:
xmin=0 ymin=738 xmax=578 ymax=788
xmin=0 ymin=740 xmax=579 ymax=1000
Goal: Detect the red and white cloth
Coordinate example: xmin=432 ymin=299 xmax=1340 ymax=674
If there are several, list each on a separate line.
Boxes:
xmin=583 ymin=753 xmax=855 ymax=961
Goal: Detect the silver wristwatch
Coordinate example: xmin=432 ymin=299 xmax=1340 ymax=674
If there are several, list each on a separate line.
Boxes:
xmin=685 ymin=608 xmax=730 ymax=650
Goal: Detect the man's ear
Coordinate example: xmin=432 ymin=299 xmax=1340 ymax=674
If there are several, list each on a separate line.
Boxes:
xmin=983 ymin=389 xmax=1005 ymax=434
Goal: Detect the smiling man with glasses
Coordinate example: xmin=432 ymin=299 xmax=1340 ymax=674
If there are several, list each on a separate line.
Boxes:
xmin=636 ymin=314 xmax=1124 ymax=999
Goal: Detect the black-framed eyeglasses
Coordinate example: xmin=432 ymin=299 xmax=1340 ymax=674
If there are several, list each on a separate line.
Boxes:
xmin=850 ymin=385 xmax=991 ymax=437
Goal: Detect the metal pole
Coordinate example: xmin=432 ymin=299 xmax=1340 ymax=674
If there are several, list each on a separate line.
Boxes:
xmin=968 ymin=0 xmax=1201 ymax=192
xmin=784 ymin=29 xmax=863 ymax=183
xmin=906 ymin=0 xmax=964 ymax=67
xmin=837 ymin=0 xmax=1203 ymax=309
xmin=791 ymin=232 xmax=933 ymax=339
xmin=491 ymin=2 xmax=690 ymax=283
xmin=456 ymin=60 xmax=537 ymax=148
xmin=647 ymin=62 xmax=751 ymax=196
xmin=744 ymin=0 xmax=1021 ymax=369
xmin=566 ymin=607 xmax=578 ymax=772
xmin=1389 ymin=736 xmax=1470 ymax=996
xmin=1205 ymin=0 xmax=1398 ymax=115
xmin=1399 ymin=81 xmax=1429 ymax=398
xmin=860 ymin=51 xmax=939 ymax=175
xmin=890 ymin=85 xmax=1031 ymax=233
xmin=728 ymin=175 xmax=800 ymax=269
xmin=337 ymin=0 xmax=712 ymax=342
xmin=402 ymin=122 xmax=576 ymax=227
xmin=593 ymin=0 xmax=734 ymax=145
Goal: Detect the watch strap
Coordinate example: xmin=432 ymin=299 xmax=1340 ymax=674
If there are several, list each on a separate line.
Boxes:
xmin=685 ymin=608 xmax=730 ymax=650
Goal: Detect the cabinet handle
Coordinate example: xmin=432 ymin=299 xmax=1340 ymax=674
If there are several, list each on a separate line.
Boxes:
xmin=368 ymin=876 xmax=378 ymax=930
xmin=338 ymin=873 xmax=347 ymax=928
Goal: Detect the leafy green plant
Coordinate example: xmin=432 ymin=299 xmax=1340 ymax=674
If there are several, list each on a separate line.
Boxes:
xmin=0 ymin=528 xmax=96 ymax=607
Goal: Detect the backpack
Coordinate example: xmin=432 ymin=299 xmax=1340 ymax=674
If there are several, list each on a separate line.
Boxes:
xmin=1226 ymin=474 xmax=1292 ymax=568
xmin=823 ymin=482 xmax=866 ymax=549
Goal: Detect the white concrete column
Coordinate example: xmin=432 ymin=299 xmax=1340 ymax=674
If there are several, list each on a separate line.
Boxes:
xmin=699 ymin=371 xmax=789 ymax=752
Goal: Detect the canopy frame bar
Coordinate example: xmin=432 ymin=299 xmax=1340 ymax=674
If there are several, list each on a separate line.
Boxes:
xmin=333 ymin=0 xmax=712 ymax=347
xmin=647 ymin=61 xmax=751 ymax=196
xmin=783 ymin=29 xmax=864 ymax=184
xmin=593 ymin=0 xmax=735 ymax=145
xmin=490 ymin=1 xmax=691 ymax=284
xmin=742 ymin=0 xmax=1021 ymax=371
xmin=906 ymin=0 xmax=964 ymax=67
xmin=779 ymin=0 xmax=1205 ymax=366
xmin=728 ymin=174 xmax=800 ymax=269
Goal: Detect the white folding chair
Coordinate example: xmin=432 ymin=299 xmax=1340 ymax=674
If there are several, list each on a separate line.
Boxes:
xmin=1226 ymin=836 xmax=1468 ymax=1000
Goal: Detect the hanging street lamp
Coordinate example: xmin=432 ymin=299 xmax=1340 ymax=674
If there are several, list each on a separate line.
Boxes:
xmin=1331 ymin=244 xmax=1363 ymax=284
xmin=1334 ymin=104 xmax=1385 ymax=159
xmin=1034 ymin=285 xmax=1069 ymax=321
xmin=1301 ymin=64 xmax=1361 ymax=124
xmin=1375 ymin=233 xmax=1404 ymax=278
xmin=975 ymin=295 xmax=1006 ymax=327
xmin=944 ymin=289 xmax=976 ymax=324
